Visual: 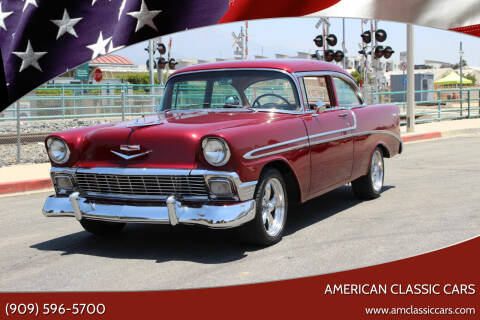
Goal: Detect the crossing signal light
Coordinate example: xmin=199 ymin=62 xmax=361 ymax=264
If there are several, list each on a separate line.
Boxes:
xmin=157 ymin=57 xmax=167 ymax=69
xmin=375 ymin=29 xmax=387 ymax=42
xmin=374 ymin=45 xmax=384 ymax=59
xmin=361 ymin=31 xmax=371 ymax=43
xmin=334 ymin=50 xmax=344 ymax=62
xmin=157 ymin=43 xmax=166 ymax=55
xmin=168 ymin=58 xmax=178 ymax=70
xmin=326 ymin=34 xmax=337 ymax=46
xmin=313 ymin=35 xmax=323 ymax=47
xmin=383 ymin=46 xmax=394 ymax=59
xmin=324 ymin=49 xmax=335 ymax=62
xmin=146 ymin=59 xmax=157 ymax=69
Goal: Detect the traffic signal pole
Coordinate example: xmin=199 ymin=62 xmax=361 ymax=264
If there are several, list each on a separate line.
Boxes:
xmin=148 ymin=39 xmax=154 ymax=85
xmin=406 ymin=24 xmax=415 ymax=133
xmin=157 ymin=37 xmax=164 ymax=85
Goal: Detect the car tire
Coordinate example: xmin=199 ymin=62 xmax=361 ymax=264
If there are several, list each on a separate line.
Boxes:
xmin=352 ymin=147 xmax=384 ymax=200
xmin=237 ymin=168 xmax=288 ymax=246
xmin=79 ymin=219 xmax=126 ymax=236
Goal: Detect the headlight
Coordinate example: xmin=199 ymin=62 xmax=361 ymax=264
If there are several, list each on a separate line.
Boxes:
xmin=46 ymin=138 xmax=70 ymax=164
xmin=202 ymin=137 xmax=231 ymax=166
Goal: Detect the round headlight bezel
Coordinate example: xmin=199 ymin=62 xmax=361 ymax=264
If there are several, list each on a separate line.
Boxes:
xmin=202 ymin=137 xmax=231 ymax=167
xmin=46 ymin=137 xmax=70 ymax=164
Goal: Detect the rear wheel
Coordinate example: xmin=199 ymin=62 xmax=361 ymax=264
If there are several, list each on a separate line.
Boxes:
xmin=352 ymin=147 xmax=384 ymax=199
xmin=238 ymin=169 xmax=288 ymax=246
xmin=80 ymin=219 xmax=126 ymax=235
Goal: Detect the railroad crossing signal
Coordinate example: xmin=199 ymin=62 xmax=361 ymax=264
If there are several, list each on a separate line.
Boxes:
xmin=232 ymin=27 xmax=245 ymax=58
xmin=360 ymin=29 xmax=394 ymax=60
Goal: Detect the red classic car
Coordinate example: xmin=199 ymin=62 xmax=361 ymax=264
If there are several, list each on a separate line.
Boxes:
xmin=43 ymin=59 xmax=402 ymax=246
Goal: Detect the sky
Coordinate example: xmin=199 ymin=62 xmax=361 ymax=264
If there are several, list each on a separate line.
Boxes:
xmin=116 ymin=17 xmax=480 ymax=68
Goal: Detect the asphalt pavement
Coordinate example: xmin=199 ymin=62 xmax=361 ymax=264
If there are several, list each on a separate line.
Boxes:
xmin=1 ymin=136 xmax=479 ymax=291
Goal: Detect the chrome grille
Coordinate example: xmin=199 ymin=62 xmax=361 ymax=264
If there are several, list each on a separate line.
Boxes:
xmin=75 ymin=173 xmax=209 ymax=198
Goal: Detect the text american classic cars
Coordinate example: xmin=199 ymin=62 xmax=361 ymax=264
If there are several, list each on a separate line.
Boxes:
xmin=42 ymin=59 xmax=402 ymax=246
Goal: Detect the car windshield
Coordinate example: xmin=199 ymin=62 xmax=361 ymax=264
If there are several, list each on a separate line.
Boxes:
xmin=160 ymin=70 xmax=300 ymax=112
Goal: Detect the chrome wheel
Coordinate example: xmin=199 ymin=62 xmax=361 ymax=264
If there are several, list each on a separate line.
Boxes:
xmin=370 ymin=149 xmax=384 ymax=192
xmin=261 ymin=178 xmax=286 ymax=237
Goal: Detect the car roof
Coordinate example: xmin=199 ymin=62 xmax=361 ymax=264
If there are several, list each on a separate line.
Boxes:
xmin=172 ymin=59 xmax=351 ymax=77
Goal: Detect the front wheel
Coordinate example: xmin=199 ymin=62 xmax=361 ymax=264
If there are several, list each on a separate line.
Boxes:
xmin=80 ymin=219 xmax=126 ymax=235
xmin=237 ymin=168 xmax=288 ymax=246
xmin=352 ymin=147 xmax=384 ymax=199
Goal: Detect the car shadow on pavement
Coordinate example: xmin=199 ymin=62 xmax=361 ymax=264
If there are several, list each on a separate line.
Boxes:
xmin=285 ymin=185 xmax=394 ymax=236
xmin=31 ymin=185 xmax=394 ymax=264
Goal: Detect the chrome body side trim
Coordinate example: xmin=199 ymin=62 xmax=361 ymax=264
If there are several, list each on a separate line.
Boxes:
xmin=43 ymin=194 xmax=256 ymax=229
xmin=244 ymin=109 xmax=357 ymax=160
xmin=243 ymin=129 xmax=401 ymax=160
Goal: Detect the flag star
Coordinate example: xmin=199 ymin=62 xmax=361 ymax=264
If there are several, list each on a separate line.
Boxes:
xmin=12 ymin=40 xmax=47 ymax=72
xmin=51 ymin=9 xmax=83 ymax=40
xmin=0 ymin=3 xmax=13 ymax=31
xmin=22 ymin=0 xmax=38 ymax=12
xmin=127 ymin=0 xmax=161 ymax=32
xmin=86 ymin=31 xmax=111 ymax=59
xmin=107 ymin=40 xmax=125 ymax=53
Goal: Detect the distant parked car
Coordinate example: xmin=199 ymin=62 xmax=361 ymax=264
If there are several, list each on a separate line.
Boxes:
xmin=42 ymin=59 xmax=402 ymax=246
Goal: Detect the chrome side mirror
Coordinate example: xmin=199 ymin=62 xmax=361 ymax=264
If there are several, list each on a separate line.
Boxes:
xmin=225 ymin=95 xmax=240 ymax=106
xmin=313 ymin=101 xmax=326 ymax=115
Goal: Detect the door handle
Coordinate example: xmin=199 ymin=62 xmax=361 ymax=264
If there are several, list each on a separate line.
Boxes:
xmin=338 ymin=113 xmax=348 ymax=118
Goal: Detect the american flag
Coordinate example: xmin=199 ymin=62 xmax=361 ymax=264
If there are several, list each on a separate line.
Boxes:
xmin=0 ymin=0 xmax=230 ymax=112
xmin=0 ymin=0 xmax=478 ymax=113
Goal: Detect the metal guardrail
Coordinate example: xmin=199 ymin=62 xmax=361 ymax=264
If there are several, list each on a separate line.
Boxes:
xmin=373 ymin=87 xmax=480 ymax=124
xmin=0 ymin=84 xmax=164 ymax=121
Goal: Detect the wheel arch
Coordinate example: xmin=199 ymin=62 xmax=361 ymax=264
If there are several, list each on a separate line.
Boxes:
xmin=375 ymin=141 xmax=391 ymax=158
xmin=258 ymin=159 xmax=302 ymax=206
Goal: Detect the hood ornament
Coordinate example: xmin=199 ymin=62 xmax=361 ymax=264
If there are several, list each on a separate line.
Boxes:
xmin=120 ymin=145 xmax=140 ymax=151
xmin=111 ymin=145 xmax=152 ymax=160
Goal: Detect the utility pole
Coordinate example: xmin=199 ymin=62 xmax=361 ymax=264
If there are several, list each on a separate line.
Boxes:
xmin=459 ymin=41 xmax=463 ymax=115
xmin=245 ymin=21 xmax=248 ymax=59
xmin=342 ymin=18 xmax=346 ymax=69
xmin=406 ymin=24 xmax=415 ymax=133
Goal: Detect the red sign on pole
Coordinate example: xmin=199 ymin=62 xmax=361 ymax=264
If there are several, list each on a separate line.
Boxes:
xmin=93 ymin=68 xmax=103 ymax=82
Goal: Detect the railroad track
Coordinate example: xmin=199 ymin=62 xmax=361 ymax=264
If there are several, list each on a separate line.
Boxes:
xmin=0 ymin=132 xmax=49 ymax=145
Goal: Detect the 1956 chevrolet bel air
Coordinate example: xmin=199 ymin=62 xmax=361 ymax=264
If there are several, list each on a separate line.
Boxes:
xmin=43 ymin=59 xmax=402 ymax=246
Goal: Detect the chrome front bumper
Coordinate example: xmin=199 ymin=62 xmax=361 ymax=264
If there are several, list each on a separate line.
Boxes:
xmin=43 ymin=192 xmax=256 ymax=229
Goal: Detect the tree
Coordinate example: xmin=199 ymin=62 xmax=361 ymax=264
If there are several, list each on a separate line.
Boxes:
xmin=465 ymin=73 xmax=477 ymax=85
xmin=453 ymin=60 xmax=467 ymax=69
xmin=350 ymin=70 xmax=363 ymax=85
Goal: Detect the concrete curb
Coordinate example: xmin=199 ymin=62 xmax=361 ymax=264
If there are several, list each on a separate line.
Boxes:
xmin=0 ymin=179 xmax=52 ymax=195
xmin=402 ymin=132 xmax=442 ymax=143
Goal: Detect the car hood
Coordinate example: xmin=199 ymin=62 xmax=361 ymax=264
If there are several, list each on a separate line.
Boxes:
xmin=52 ymin=110 xmax=294 ymax=168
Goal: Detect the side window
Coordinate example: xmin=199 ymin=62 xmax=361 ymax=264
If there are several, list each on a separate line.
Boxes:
xmin=302 ymin=76 xmax=332 ymax=109
xmin=172 ymin=80 xmax=207 ymax=109
xmin=245 ymin=78 xmax=298 ymax=110
xmin=211 ymin=80 xmax=242 ymax=108
xmin=333 ymin=77 xmax=362 ymax=107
